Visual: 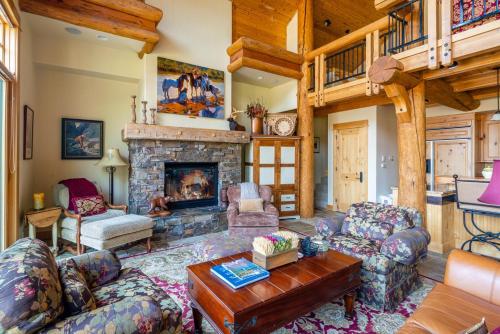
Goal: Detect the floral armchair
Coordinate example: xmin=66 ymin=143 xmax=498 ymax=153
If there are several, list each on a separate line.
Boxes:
xmin=0 ymin=238 xmax=182 ymax=334
xmin=316 ymin=202 xmax=430 ymax=311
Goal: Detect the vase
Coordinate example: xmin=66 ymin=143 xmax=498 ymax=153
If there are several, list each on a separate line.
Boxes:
xmin=252 ymin=117 xmax=264 ymax=135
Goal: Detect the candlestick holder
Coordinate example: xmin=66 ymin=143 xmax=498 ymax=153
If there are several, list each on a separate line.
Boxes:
xmin=141 ymin=101 xmax=148 ymax=124
xmin=130 ymin=95 xmax=137 ymax=123
xmin=149 ymin=108 xmax=157 ymax=125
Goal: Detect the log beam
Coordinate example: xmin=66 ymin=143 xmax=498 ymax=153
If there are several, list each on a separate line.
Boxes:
xmin=19 ymin=0 xmax=162 ymax=58
xmin=368 ymin=56 xmax=427 ymax=223
xmin=298 ymin=0 xmax=314 ymax=218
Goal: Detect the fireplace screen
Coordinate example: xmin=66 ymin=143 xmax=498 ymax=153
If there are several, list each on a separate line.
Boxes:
xmin=164 ymin=162 xmax=218 ymax=209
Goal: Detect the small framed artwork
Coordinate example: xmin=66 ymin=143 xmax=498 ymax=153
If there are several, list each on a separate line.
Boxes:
xmin=23 ymin=105 xmax=34 ymax=160
xmin=61 ymin=118 xmax=104 ymax=160
xmin=314 ymin=137 xmax=320 ymax=153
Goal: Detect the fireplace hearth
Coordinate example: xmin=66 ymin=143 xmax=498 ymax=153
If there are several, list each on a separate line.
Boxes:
xmin=165 ymin=162 xmax=218 ymax=209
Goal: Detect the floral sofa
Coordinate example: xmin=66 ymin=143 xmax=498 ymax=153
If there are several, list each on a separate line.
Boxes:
xmin=316 ymin=202 xmax=430 ymax=311
xmin=0 ymin=238 xmax=182 ymax=334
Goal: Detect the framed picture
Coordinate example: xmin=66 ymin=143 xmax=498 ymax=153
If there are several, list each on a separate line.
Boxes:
xmin=157 ymin=57 xmax=225 ymax=119
xmin=314 ymin=137 xmax=320 ymax=153
xmin=61 ymin=118 xmax=103 ymax=160
xmin=23 ymin=105 xmax=34 ymax=160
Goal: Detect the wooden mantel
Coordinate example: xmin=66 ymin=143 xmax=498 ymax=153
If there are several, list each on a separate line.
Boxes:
xmin=122 ymin=123 xmax=251 ymax=144
xmin=19 ymin=0 xmax=163 ymax=58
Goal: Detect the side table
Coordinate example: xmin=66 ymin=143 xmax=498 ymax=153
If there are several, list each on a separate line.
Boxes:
xmin=24 ymin=207 xmax=62 ymax=255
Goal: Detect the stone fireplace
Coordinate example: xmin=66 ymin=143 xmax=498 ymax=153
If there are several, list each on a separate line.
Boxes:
xmin=124 ymin=123 xmax=250 ymax=241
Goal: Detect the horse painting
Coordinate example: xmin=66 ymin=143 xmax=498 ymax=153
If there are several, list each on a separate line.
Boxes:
xmin=157 ymin=57 xmax=225 ymax=119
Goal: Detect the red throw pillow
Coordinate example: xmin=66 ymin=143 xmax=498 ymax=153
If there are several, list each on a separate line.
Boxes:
xmin=478 ymin=160 xmax=500 ymax=206
xmin=72 ymin=195 xmax=107 ymax=217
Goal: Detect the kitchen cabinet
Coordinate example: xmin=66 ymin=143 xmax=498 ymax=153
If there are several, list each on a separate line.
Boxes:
xmin=481 ymin=119 xmax=500 ymax=161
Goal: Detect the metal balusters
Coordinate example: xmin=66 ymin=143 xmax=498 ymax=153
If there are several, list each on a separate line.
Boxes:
xmin=453 ymin=0 xmax=500 ymax=29
xmin=387 ymin=0 xmax=427 ymax=54
xmin=323 ymin=41 xmax=367 ymax=88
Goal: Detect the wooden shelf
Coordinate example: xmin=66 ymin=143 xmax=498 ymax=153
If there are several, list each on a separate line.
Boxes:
xmin=122 ymin=123 xmax=251 ymax=144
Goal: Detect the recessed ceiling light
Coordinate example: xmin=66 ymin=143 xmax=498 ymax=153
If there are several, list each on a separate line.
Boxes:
xmin=324 ymin=19 xmax=332 ymax=27
xmin=97 ymin=35 xmax=108 ymax=41
xmin=257 ymin=76 xmax=263 ymax=80
xmin=65 ymin=27 xmax=82 ymax=35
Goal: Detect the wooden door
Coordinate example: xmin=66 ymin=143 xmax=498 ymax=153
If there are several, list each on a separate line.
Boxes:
xmin=483 ymin=120 xmax=500 ymax=161
xmin=333 ymin=121 xmax=368 ymax=212
xmin=434 ymin=139 xmax=471 ymax=180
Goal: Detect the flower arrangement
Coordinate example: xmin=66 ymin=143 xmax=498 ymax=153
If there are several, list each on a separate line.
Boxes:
xmin=252 ymin=231 xmax=299 ymax=256
xmin=245 ymin=100 xmax=268 ymax=119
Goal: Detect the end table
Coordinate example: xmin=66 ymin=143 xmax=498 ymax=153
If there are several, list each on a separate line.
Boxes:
xmin=24 ymin=207 xmax=62 ymax=255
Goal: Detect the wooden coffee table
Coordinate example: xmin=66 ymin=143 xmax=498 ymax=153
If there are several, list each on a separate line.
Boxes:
xmin=187 ymin=250 xmax=362 ymax=334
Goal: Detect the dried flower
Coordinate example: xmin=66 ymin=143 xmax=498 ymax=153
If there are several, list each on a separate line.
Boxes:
xmin=245 ymin=100 xmax=268 ymax=119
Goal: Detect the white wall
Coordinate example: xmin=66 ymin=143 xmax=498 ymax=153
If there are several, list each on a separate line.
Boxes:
xmin=142 ymin=0 xmax=232 ymax=130
xmin=286 ymin=11 xmax=298 ymax=53
xmin=328 ymin=107 xmax=378 ymax=206
xmin=19 ymin=14 xmax=36 ymax=227
xmin=314 ymin=117 xmax=328 ymax=184
xmin=376 ymin=105 xmax=398 ymax=199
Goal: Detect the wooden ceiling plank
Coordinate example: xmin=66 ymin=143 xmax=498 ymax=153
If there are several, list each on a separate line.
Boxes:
xmin=449 ymin=70 xmax=498 ymax=92
xmin=424 ymin=51 xmax=500 ymax=80
xmin=470 ymin=87 xmax=499 ymax=100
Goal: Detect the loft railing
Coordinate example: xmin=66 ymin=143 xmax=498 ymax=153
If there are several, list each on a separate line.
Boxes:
xmin=308 ymin=63 xmax=315 ymax=92
xmin=387 ymin=0 xmax=427 ymax=54
xmin=325 ymin=41 xmax=366 ymax=87
xmin=453 ymin=0 xmax=500 ymax=30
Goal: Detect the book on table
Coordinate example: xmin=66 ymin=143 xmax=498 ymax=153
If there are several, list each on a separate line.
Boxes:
xmin=210 ymin=258 xmax=270 ymax=289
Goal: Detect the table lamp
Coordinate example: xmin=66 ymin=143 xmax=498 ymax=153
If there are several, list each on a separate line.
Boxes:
xmin=97 ymin=148 xmax=127 ymax=204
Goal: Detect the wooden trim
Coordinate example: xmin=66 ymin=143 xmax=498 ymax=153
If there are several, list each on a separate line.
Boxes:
xmin=365 ymin=32 xmax=373 ymax=96
xmin=424 ymin=51 xmax=500 ymax=80
xmin=333 ymin=120 xmax=369 ymax=130
xmin=449 ymin=70 xmax=498 ymax=93
xmin=122 ymin=123 xmax=250 ymax=144
xmin=314 ymin=55 xmax=320 ymax=107
xmin=227 ymin=37 xmax=302 ymax=64
xmin=441 ymin=0 xmax=452 ymax=66
xmin=0 ymin=0 xmax=19 ymax=27
xmin=314 ymin=95 xmax=392 ymax=116
xmin=319 ymin=53 xmax=325 ymax=106
xmin=427 ymin=0 xmax=438 ymax=70
xmin=374 ymin=0 xmax=406 ymax=11
xmin=85 ymin=0 xmax=163 ymax=22
xmin=306 ymin=17 xmax=388 ymax=61
xmin=372 ymin=30 xmax=380 ymax=95
xmin=228 ymin=53 xmax=302 ymax=80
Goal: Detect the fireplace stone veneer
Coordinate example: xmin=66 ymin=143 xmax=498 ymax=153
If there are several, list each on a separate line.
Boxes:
xmin=127 ymin=139 xmax=243 ymax=215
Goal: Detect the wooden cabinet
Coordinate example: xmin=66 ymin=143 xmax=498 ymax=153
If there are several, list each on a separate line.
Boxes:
xmin=245 ymin=136 xmax=300 ymax=217
xmin=434 ymin=139 xmax=472 ymax=179
xmin=480 ymin=119 xmax=500 ymax=161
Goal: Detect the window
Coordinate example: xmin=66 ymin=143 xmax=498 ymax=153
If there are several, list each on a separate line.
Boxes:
xmin=0 ymin=80 xmax=3 ymax=250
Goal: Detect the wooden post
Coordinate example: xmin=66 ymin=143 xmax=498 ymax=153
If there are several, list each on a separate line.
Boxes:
xmin=298 ymin=0 xmax=315 ymax=218
xmin=369 ymin=56 xmax=426 ymax=224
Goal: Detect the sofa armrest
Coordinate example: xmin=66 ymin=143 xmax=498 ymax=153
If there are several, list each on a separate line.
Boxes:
xmin=444 ymin=249 xmax=500 ymax=305
xmin=380 ymin=227 xmax=430 ymax=265
xmin=227 ymin=202 xmax=239 ymax=226
xmin=315 ymin=216 xmax=345 ymax=239
xmin=264 ymin=203 xmax=278 ymax=216
xmin=106 ymin=202 xmax=128 ymax=213
xmin=66 ymin=250 xmax=122 ymax=288
xmin=39 ymin=296 xmax=163 ymax=334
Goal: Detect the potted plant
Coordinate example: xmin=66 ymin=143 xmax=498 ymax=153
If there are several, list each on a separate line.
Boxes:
xmin=246 ymin=100 xmax=268 ymax=135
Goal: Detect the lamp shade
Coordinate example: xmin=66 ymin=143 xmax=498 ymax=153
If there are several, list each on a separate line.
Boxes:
xmin=97 ymin=148 xmax=127 ymax=167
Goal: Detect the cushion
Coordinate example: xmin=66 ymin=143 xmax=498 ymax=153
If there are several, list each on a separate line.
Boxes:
xmin=478 ymin=160 xmax=500 ymax=205
xmin=342 ymin=217 xmax=393 ymax=246
xmin=58 ymin=259 xmax=96 ymax=316
xmin=61 ymin=209 xmax=126 ymax=231
xmin=69 ymin=250 xmax=122 ymax=288
xmin=79 ymin=214 xmax=153 ymax=240
xmin=233 ymin=212 xmax=279 ymax=227
xmin=72 ymin=194 xmax=107 ymax=217
xmin=239 ymin=198 xmax=264 ymax=212
xmin=346 ymin=202 xmax=416 ymax=232
xmin=380 ymin=227 xmax=430 ymax=265
xmin=59 ymin=178 xmax=99 ymax=211
xmin=0 ymin=238 xmax=63 ymax=333
xmin=315 ymin=216 xmax=345 ymax=238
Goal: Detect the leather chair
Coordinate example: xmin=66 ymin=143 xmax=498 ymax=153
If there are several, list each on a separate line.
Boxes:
xmin=226 ymin=184 xmax=279 ymax=237
xmin=398 ymin=249 xmax=500 ymax=334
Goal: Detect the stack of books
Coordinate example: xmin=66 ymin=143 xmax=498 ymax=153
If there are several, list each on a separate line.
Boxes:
xmin=210 ymin=258 xmax=270 ymax=289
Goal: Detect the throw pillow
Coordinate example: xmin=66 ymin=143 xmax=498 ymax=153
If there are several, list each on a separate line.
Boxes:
xmin=343 ymin=217 xmax=393 ymax=247
xmin=59 ymin=259 xmax=96 ymax=316
xmin=478 ymin=160 xmax=500 ymax=205
xmin=459 ymin=318 xmax=488 ymax=334
xmin=239 ymin=198 xmax=264 ymax=212
xmin=72 ymin=195 xmax=107 ymax=216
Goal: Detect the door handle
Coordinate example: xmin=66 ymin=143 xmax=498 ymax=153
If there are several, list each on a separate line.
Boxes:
xmin=359 ymin=172 xmax=363 ymax=183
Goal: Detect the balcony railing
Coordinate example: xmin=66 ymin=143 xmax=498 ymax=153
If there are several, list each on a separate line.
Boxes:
xmin=387 ymin=0 xmax=427 ymax=54
xmin=325 ymin=41 xmax=366 ymax=88
xmin=453 ymin=0 xmax=500 ymax=30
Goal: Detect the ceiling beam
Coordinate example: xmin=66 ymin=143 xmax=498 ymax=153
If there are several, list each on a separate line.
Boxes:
xmin=314 ymin=95 xmax=392 ymax=116
xmin=470 ymin=87 xmax=499 ymax=100
xmin=426 ymin=79 xmax=480 ymax=111
xmin=424 ymin=51 xmax=500 ymax=80
xmin=19 ymin=0 xmax=162 ymax=58
xmin=85 ymin=0 xmax=163 ymax=22
xmin=449 ymin=70 xmax=498 ymax=92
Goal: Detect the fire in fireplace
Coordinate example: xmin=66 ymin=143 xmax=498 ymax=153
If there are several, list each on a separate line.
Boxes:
xmin=164 ymin=162 xmax=218 ymax=209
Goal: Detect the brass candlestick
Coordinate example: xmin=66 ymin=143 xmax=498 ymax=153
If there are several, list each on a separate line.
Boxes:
xmin=130 ymin=95 xmax=137 ymax=123
xmin=141 ymin=101 xmax=148 ymax=124
xmin=149 ymin=108 xmax=157 ymax=125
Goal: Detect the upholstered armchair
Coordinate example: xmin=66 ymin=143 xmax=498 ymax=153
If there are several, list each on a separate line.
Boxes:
xmin=54 ymin=179 xmax=154 ymax=255
xmin=226 ymin=184 xmax=279 ymax=237
xmin=316 ymin=202 xmax=430 ymax=311
xmin=0 ymin=238 xmax=182 ymax=333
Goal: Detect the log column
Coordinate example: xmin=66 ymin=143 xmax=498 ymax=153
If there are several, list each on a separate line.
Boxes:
xmin=369 ymin=56 xmax=427 ymax=225
xmin=298 ymin=0 xmax=315 ymax=218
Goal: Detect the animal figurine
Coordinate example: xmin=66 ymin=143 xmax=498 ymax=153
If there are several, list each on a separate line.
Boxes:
xmin=147 ymin=196 xmax=172 ymax=217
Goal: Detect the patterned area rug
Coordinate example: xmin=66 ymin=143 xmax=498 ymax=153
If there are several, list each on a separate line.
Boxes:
xmin=121 ymin=232 xmax=435 ymax=334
